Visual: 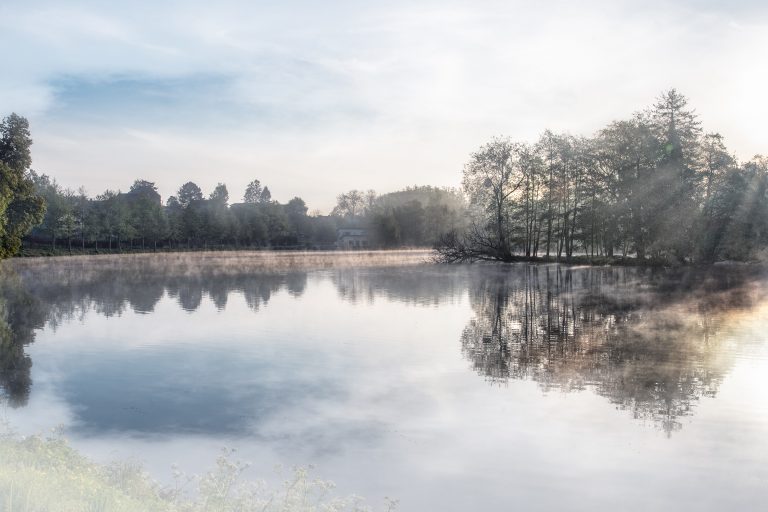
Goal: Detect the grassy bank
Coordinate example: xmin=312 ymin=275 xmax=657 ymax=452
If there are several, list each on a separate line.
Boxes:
xmin=0 ymin=431 xmax=391 ymax=512
xmin=7 ymin=249 xmax=433 ymax=271
xmin=16 ymin=244 xmax=343 ymax=258
xmin=13 ymin=246 xmax=764 ymax=271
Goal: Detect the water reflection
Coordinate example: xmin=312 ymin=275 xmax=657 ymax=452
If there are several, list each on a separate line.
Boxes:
xmin=460 ymin=265 xmax=766 ymax=433
xmin=13 ymin=257 xmax=308 ymax=318
xmin=0 ymin=266 xmax=44 ymax=407
xmin=331 ymin=266 xmax=468 ymax=305
xmin=0 ymin=256 xmax=766 ymax=437
xmin=0 ymin=258 xmax=311 ymax=408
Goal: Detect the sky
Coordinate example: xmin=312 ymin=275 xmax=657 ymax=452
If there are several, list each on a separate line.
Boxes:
xmin=1 ymin=0 xmax=767 ymax=212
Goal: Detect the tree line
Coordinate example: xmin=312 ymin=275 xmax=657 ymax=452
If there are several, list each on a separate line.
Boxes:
xmin=438 ymin=89 xmax=768 ymax=264
xmin=26 ymin=175 xmax=339 ymax=252
xmin=24 ymin=179 xmax=466 ymax=254
xmin=0 ymin=111 xmax=466 ymax=256
xmin=4 ymin=88 xmax=766 ymax=262
xmin=331 ymin=186 xmax=467 ymax=247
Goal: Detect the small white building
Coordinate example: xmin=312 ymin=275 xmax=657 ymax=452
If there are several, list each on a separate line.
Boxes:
xmin=336 ymin=228 xmax=369 ymax=250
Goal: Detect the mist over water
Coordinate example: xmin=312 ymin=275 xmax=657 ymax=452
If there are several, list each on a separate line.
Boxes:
xmin=1 ymin=253 xmax=767 ymax=510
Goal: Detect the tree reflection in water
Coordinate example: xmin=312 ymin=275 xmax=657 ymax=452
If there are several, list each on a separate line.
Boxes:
xmin=460 ymin=264 xmax=767 ymax=434
xmin=1 ymin=255 xmax=766 ymax=435
xmin=0 ymin=256 xmax=311 ymax=408
xmin=0 ymin=254 xmax=431 ymax=410
xmin=0 ymin=266 xmax=46 ymax=407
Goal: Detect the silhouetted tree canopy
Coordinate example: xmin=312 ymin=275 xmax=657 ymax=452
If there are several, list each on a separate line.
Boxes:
xmin=5 ymin=91 xmax=767 ymax=259
xmin=437 ymin=89 xmax=768 ymax=264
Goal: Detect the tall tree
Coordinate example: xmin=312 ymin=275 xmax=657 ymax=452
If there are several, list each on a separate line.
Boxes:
xmin=177 ymin=182 xmax=203 ymax=208
xmin=243 ymin=179 xmax=262 ymax=204
xmin=647 ymin=89 xmax=703 ymax=260
xmin=128 ymin=180 xmax=164 ymax=249
xmin=332 ymin=190 xmax=365 ymax=218
xmin=596 ymin=117 xmax=660 ymax=259
xmin=259 ymin=186 xmax=272 ymax=204
xmin=206 ymin=183 xmax=231 ymax=244
xmin=286 ymin=197 xmax=309 ymax=243
xmin=699 ymin=133 xmax=734 ymax=202
xmin=462 ymin=137 xmax=526 ymax=259
xmin=649 ymin=88 xmax=702 ymax=170
xmin=437 ymin=89 xmax=768 ymax=264
xmin=209 ymin=183 xmax=229 ymax=205
xmin=0 ymin=114 xmax=45 ymax=257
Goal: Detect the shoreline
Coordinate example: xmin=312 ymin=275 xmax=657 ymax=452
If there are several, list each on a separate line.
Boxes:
xmin=9 ymin=247 xmax=767 ymax=269
xmin=454 ymin=254 xmax=768 ymax=268
xmin=4 ymin=249 xmax=436 ymax=273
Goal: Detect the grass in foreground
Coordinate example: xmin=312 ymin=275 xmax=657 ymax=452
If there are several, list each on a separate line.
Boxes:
xmin=0 ymin=431 xmax=395 ymax=512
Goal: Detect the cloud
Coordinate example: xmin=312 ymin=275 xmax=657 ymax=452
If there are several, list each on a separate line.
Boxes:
xmin=1 ymin=0 xmax=766 ymax=210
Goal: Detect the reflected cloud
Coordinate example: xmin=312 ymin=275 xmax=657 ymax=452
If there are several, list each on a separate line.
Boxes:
xmin=1 ymin=254 xmax=766 ymax=441
xmin=0 ymin=256 xmax=315 ymax=407
xmin=56 ymin=348 xmax=346 ymax=438
xmin=0 ymin=252 xmax=429 ymax=429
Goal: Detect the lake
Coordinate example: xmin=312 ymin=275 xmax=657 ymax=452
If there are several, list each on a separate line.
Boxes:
xmin=1 ymin=252 xmax=767 ymax=511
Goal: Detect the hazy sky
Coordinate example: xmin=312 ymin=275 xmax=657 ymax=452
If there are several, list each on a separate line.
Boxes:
xmin=1 ymin=0 xmax=766 ymax=211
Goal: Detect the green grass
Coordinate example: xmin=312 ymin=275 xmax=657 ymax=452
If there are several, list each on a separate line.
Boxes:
xmin=0 ymin=431 xmax=395 ymax=512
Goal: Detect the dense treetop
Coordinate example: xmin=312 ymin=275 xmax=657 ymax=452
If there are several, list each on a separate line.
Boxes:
xmin=0 ymin=114 xmax=45 ymax=258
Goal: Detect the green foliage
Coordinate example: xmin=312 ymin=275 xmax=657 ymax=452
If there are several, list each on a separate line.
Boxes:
xmin=700 ymin=157 xmax=768 ymax=261
xmin=177 ymin=182 xmax=203 ymax=208
xmin=13 ymin=89 xmax=764 ymax=260
xmin=0 ymin=114 xmax=45 ymax=258
xmin=439 ymin=89 xmax=768 ymax=264
xmin=25 ymin=176 xmax=342 ymax=252
xmin=2 ymin=109 xmax=457 ymax=254
xmin=243 ymin=179 xmax=271 ymax=204
xmin=0 ymin=432 xmax=392 ymax=512
xmin=332 ymin=190 xmax=369 ymax=218
xmin=0 ymin=266 xmax=36 ymax=407
xmin=209 ymin=183 xmax=229 ymax=205
xmin=336 ymin=186 xmax=466 ymax=248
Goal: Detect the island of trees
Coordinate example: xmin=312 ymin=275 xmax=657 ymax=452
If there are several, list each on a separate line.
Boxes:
xmin=437 ymin=89 xmax=768 ymax=264
xmin=0 ymin=88 xmax=766 ymax=263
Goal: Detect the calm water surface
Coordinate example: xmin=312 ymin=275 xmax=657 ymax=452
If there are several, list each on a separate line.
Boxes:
xmin=1 ymin=253 xmax=768 ymax=511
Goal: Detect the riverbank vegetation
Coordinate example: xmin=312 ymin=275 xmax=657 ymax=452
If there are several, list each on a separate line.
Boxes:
xmin=0 ymin=430 xmax=388 ymax=512
xmin=0 ymin=115 xmax=46 ymax=259
xmin=0 ymin=250 xmax=431 ymax=408
xmin=2 ymin=89 xmax=767 ymax=263
xmin=0 ymin=111 xmax=465 ymax=257
xmin=25 ymin=179 xmax=465 ymax=255
xmin=436 ymin=89 xmax=768 ymax=264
